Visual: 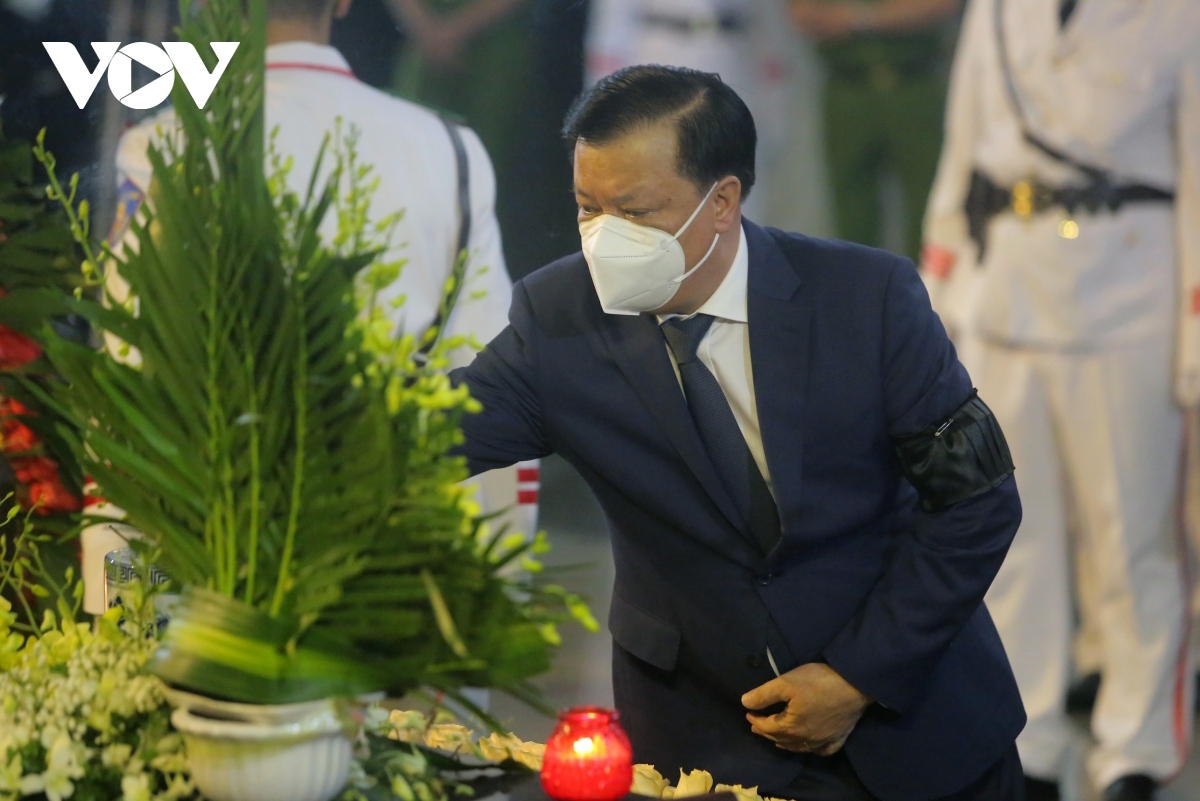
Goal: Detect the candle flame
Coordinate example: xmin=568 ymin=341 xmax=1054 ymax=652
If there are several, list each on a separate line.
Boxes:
xmin=573 ymin=736 xmax=595 ymax=756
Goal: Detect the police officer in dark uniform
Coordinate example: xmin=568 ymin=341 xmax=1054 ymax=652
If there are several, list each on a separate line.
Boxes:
xmin=790 ymin=0 xmax=961 ymax=260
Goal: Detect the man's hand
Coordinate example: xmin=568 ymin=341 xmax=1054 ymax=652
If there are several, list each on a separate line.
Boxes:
xmin=741 ymin=663 xmax=871 ymax=756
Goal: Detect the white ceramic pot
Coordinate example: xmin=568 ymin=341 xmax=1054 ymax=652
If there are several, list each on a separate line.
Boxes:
xmin=168 ymin=691 xmax=355 ymax=801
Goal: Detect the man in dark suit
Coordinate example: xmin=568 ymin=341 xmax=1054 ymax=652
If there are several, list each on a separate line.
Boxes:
xmin=452 ymin=65 xmax=1027 ymax=801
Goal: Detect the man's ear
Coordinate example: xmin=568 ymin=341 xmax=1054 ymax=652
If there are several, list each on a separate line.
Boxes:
xmin=335 ymin=0 xmax=352 ymax=19
xmin=712 ymin=175 xmax=742 ymax=234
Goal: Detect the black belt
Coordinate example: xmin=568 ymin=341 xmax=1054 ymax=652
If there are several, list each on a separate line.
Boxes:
xmin=640 ymin=11 xmax=748 ymax=35
xmin=964 ymin=169 xmax=1174 ymax=258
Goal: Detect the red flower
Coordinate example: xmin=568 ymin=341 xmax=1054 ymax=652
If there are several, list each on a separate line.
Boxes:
xmin=10 ymin=455 xmax=58 ymax=484
xmin=0 ymin=325 xmax=40 ymax=370
xmin=28 ymin=479 xmax=82 ymax=514
xmin=0 ymin=396 xmax=39 ymax=453
xmin=9 ymin=456 xmax=82 ymax=514
xmin=0 ymin=398 xmax=29 ymax=416
xmin=0 ymin=418 xmax=37 ymax=453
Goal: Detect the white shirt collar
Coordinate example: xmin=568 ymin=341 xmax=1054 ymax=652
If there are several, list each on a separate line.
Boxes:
xmin=690 ymin=224 xmax=748 ymax=324
xmin=604 ymin=224 xmax=747 ymax=322
xmin=265 ymin=41 xmax=353 ymax=73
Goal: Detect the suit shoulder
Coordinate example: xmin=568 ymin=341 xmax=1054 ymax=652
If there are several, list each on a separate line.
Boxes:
xmin=514 ymin=253 xmax=602 ymax=336
xmin=521 ymin=252 xmax=590 ymax=293
xmin=765 ymin=228 xmax=913 ymax=298
xmin=767 ymin=228 xmax=911 ymax=279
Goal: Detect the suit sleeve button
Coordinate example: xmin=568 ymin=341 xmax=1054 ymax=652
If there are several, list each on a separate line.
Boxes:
xmin=747 ymin=653 xmax=765 ymax=669
xmin=755 ymin=573 xmax=773 ymax=586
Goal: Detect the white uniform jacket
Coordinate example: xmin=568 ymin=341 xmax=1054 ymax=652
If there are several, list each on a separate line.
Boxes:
xmin=113 ymin=41 xmax=513 ymax=365
xmin=922 ymin=0 xmax=1200 ymax=406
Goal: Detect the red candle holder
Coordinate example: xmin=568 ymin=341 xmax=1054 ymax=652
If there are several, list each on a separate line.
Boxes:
xmin=540 ymin=706 xmax=633 ymax=801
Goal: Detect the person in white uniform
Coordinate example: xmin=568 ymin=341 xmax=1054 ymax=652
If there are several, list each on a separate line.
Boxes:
xmin=921 ymin=1 xmax=1200 ymax=799
xmin=584 ymin=0 xmax=796 ymax=223
xmin=85 ymin=0 xmax=540 ymax=616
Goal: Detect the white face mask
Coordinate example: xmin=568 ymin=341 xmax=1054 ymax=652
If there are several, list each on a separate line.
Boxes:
xmin=579 ymin=183 xmax=720 ymax=314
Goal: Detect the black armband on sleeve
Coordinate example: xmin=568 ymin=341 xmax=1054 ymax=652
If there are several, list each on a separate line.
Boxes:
xmin=892 ymin=392 xmax=1015 ymax=512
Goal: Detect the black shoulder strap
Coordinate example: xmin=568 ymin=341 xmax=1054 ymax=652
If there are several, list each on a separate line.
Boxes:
xmin=993 ymin=0 xmax=1108 ymax=182
xmin=413 ymin=117 xmax=473 ymax=367
xmin=439 ymin=115 xmax=472 ymax=257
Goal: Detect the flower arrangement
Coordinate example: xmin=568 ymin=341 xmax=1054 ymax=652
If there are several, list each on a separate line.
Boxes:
xmin=0 ymin=506 xmax=541 ymax=801
xmin=0 ymin=0 xmax=597 ymax=796
xmin=0 ymin=505 xmax=193 ymax=801
xmin=10 ymin=0 xmax=592 ymax=716
xmin=0 ymin=605 xmax=190 ymax=801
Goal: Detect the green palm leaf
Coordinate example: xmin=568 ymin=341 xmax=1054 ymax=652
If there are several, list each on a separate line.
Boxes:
xmin=17 ymin=0 xmax=592 ymax=710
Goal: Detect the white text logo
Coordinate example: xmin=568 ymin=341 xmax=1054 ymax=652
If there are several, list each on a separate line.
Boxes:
xmin=42 ymin=42 xmax=240 ymax=110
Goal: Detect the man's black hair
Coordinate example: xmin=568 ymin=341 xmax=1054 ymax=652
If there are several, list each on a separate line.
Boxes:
xmin=562 ymin=64 xmax=756 ymax=199
xmin=267 ymin=0 xmax=337 ymax=18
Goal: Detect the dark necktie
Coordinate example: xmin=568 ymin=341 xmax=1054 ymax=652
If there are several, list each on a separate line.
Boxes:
xmin=1059 ymin=0 xmax=1078 ymax=27
xmin=661 ymin=314 xmax=781 ymax=554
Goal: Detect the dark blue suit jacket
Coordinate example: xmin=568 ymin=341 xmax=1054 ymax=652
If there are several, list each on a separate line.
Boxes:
xmin=452 ymin=222 xmax=1026 ymax=801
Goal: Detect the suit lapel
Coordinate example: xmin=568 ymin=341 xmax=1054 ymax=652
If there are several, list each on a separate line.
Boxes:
xmin=745 ymin=223 xmax=809 ymax=541
xmin=597 ymin=313 xmax=751 ymax=545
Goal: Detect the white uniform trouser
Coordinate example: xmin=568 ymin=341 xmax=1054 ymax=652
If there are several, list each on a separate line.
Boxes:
xmin=970 ymin=329 xmax=1194 ymax=787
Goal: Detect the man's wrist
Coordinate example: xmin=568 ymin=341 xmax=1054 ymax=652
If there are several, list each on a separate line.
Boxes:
xmin=824 ymin=663 xmax=872 ymax=709
xmin=845 ymin=679 xmax=872 ymax=710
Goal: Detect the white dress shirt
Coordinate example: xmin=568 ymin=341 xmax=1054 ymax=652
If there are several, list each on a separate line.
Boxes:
xmin=660 ymin=225 xmax=773 ymax=492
